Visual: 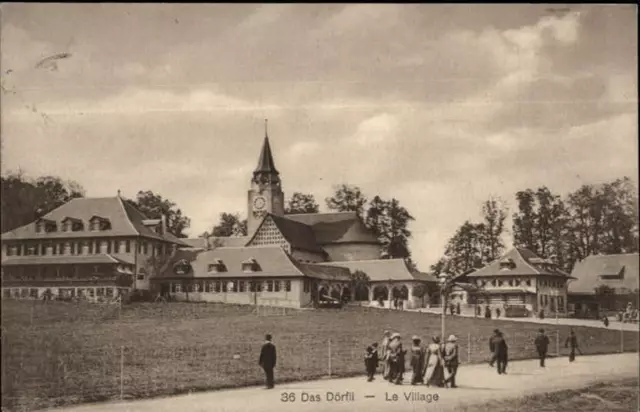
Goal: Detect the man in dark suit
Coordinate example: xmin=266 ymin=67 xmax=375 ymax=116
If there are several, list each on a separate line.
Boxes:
xmin=534 ymin=328 xmax=550 ymax=367
xmin=259 ymin=334 xmax=277 ymax=389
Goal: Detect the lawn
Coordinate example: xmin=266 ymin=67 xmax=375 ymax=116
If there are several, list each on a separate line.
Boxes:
xmin=455 ymin=378 xmax=639 ymax=412
xmin=2 ymin=300 xmax=638 ymax=411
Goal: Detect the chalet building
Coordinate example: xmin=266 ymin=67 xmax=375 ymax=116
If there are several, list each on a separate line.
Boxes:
xmin=465 ymin=247 xmax=574 ymax=314
xmin=1 ymin=195 xmax=188 ymax=301
xmin=568 ymin=253 xmax=639 ymax=317
xmin=157 ymin=129 xmax=435 ymax=308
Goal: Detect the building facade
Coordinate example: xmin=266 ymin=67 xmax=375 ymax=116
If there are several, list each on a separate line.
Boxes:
xmin=156 ymin=130 xmax=435 ymax=308
xmin=1 ymin=196 xmax=188 ymax=301
xmin=568 ymin=253 xmax=639 ymax=317
xmin=465 ymin=248 xmax=574 ymax=315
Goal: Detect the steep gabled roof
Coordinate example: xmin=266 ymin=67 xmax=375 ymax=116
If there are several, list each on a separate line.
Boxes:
xmin=246 ymin=214 xmax=324 ymax=254
xmin=1 ymin=196 xmax=188 ymax=246
xmin=466 ymin=248 xmax=571 ymax=278
xmin=316 ymin=258 xmax=427 ymax=282
xmin=285 ymin=212 xmax=379 ymax=244
xmin=1 ymin=254 xmax=131 ymax=266
xmin=569 ymin=253 xmax=639 ymax=294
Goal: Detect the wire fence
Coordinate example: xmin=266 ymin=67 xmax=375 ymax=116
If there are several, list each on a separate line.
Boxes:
xmin=1 ymin=300 xmax=638 ymax=412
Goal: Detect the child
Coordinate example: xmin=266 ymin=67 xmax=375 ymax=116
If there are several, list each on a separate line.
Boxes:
xmin=365 ymin=342 xmax=379 ymax=381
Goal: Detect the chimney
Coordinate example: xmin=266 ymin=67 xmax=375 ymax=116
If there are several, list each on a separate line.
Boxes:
xmin=160 ymin=214 xmax=167 ymax=235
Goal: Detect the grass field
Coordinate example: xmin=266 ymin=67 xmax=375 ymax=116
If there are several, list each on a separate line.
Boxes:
xmin=456 ymin=378 xmax=639 ymax=412
xmin=2 ymin=300 xmax=638 ymax=411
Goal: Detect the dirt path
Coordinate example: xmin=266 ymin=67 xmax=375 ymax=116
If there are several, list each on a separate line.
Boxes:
xmin=48 ymin=353 xmax=638 ymax=412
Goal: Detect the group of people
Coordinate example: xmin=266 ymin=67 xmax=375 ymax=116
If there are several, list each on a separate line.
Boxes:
xmin=365 ymin=330 xmax=460 ymax=388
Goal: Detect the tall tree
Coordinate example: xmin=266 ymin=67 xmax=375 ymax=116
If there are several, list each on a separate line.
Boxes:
xmin=480 ymin=197 xmax=508 ymax=263
xmin=210 ymin=212 xmax=247 ymax=237
xmin=127 ymin=190 xmax=191 ymax=238
xmin=365 ymin=196 xmax=387 ymax=237
xmin=382 ymin=198 xmax=414 ymax=259
xmin=285 ymin=192 xmax=320 ymax=214
xmin=325 ymin=184 xmax=368 ymax=219
xmin=512 ymin=189 xmax=537 ymax=252
xmin=1 ymin=171 xmax=85 ymax=233
xmin=440 ymin=221 xmax=486 ymax=276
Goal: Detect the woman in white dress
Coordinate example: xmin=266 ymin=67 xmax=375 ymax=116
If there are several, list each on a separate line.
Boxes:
xmin=423 ymin=336 xmax=444 ymax=387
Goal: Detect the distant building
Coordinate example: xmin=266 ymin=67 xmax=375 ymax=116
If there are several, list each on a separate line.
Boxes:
xmin=465 ymin=247 xmax=574 ymax=314
xmin=568 ymin=253 xmax=639 ymax=317
xmin=1 ymin=196 xmax=188 ymax=301
xmin=155 ymin=129 xmax=435 ymax=308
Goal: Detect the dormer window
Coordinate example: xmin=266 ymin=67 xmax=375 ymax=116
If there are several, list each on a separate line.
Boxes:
xmin=61 ymin=217 xmax=84 ymax=232
xmin=499 ymin=258 xmax=515 ymax=270
xmin=242 ymin=258 xmax=261 ymax=273
xmin=90 ymin=216 xmax=111 ymax=231
xmin=36 ymin=219 xmax=57 ymax=233
xmin=208 ymin=258 xmax=227 ymax=273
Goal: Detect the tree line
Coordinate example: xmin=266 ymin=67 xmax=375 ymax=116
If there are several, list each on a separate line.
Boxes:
xmin=431 ymin=177 xmax=639 ymax=276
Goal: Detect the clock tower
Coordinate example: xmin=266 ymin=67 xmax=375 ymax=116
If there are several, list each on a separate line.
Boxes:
xmin=247 ymin=120 xmax=285 ymax=235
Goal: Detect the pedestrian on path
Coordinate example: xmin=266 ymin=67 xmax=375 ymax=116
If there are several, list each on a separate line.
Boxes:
xmin=489 ymin=329 xmax=508 ymax=374
xmin=380 ymin=330 xmax=392 ymax=380
xmin=410 ymin=336 xmax=426 ymax=385
xmin=602 ymin=316 xmax=609 ymax=327
xmin=442 ymin=335 xmax=459 ymax=388
xmin=364 ymin=343 xmax=379 ymax=382
xmin=388 ymin=333 xmax=406 ymax=385
xmin=423 ymin=336 xmax=445 ymax=387
xmin=565 ymin=329 xmax=581 ymax=362
xmin=258 ymin=334 xmax=277 ymax=389
xmin=534 ymin=329 xmax=550 ymax=367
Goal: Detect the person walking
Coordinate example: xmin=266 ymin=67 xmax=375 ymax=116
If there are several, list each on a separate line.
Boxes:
xmin=409 ymin=336 xmax=426 ymax=385
xmin=489 ymin=329 xmax=508 ymax=374
xmin=364 ymin=343 xmax=379 ymax=382
xmin=388 ymin=333 xmax=406 ymax=385
xmin=565 ymin=329 xmax=580 ymax=362
xmin=380 ymin=330 xmax=392 ymax=380
xmin=442 ymin=335 xmax=459 ymax=388
xmin=602 ymin=316 xmax=609 ymax=327
xmin=258 ymin=334 xmax=277 ymax=389
xmin=534 ymin=328 xmax=550 ymax=367
xmin=423 ymin=336 xmax=444 ymax=387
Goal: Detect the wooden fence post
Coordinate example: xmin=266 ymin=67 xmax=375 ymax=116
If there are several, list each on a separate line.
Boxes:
xmin=120 ymin=346 xmax=124 ymax=400
xmin=328 ymin=338 xmax=332 ymax=377
xmin=467 ymin=332 xmax=471 ymax=363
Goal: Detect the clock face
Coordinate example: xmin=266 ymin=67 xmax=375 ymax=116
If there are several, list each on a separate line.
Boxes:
xmin=253 ymin=196 xmax=266 ymax=210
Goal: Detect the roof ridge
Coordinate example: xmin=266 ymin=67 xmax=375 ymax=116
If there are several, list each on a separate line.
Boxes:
xmin=286 ymin=211 xmax=356 ymax=217
xmin=317 ymin=258 xmax=404 ymax=264
xmin=213 ymin=245 xmax=286 ymax=250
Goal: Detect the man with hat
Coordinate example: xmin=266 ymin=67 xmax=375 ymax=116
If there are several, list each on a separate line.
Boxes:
xmin=387 ymin=333 xmax=406 ymax=384
xmin=534 ymin=328 xmax=550 ymax=367
xmin=409 ymin=335 xmax=426 ymax=385
xmin=380 ymin=330 xmax=392 ymax=380
xmin=443 ymin=335 xmax=459 ymax=388
xmin=258 ymin=333 xmax=277 ymax=389
xmin=489 ymin=329 xmax=508 ymax=374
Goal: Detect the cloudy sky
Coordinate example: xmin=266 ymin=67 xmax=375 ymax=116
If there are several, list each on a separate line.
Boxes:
xmin=1 ymin=4 xmax=637 ymax=268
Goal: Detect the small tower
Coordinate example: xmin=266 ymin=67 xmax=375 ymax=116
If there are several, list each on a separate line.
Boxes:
xmin=247 ymin=120 xmax=285 ymax=235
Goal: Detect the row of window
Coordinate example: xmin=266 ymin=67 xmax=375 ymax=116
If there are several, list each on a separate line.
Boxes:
xmin=5 ymin=239 xmax=170 ymax=257
xmin=477 ymin=278 xmax=533 ymax=288
xmin=169 ymin=279 xmax=294 ymax=294
xmin=3 ymin=265 xmax=113 ymax=279
xmin=2 ymin=286 xmax=122 ymax=299
xmin=540 ymin=295 xmax=565 ymax=309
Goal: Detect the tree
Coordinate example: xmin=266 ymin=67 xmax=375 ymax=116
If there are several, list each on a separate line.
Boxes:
xmin=1 ymin=171 xmax=85 ymax=233
xmin=285 ymin=192 xmax=320 ymax=214
xmin=350 ymin=269 xmax=371 ymax=301
xmin=210 ymin=212 xmax=247 ymax=237
xmin=365 ymin=196 xmax=387 ymax=237
xmin=480 ymin=197 xmax=508 ymax=263
xmin=325 ymin=184 xmax=368 ymax=219
xmin=364 ymin=196 xmax=415 ymax=260
xmin=127 ymin=190 xmax=191 ymax=238
xmin=440 ymin=221 xmax=486 ymax=276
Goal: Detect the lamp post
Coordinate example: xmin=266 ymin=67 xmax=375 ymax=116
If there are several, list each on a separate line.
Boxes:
xmin=438 ymin=273 xmax=451 ymax=342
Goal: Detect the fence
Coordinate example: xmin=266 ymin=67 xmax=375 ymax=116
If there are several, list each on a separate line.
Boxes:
xmin=1 ymin=300 xmax=638 ymax=412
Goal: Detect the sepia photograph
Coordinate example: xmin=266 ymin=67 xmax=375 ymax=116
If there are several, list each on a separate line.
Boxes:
xmin=0 ymin=4 xmax=638 ymax=412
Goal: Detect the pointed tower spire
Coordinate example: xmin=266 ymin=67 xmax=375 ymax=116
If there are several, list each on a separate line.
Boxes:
xmin=254 ymin=119 xmax=279 ymax=175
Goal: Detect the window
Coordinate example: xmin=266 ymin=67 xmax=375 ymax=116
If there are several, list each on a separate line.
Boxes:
xmin=96 ymin=288 xmax=105 ymax=296
xmin=58 ymin=243 xmax=64 ymax=255
xmin=266 ymin=280 xmax=273 ymax=292
xmin=274 ymin=281 xmax=281 ymax=292
xmin=214 ymin=281 xmax=221 ymax=292
xmin=491 ymin=279 xmax=497 ymax=287
xmin=100 ymin=220 xmax=111 ymax=231
xmin=29 ymin=289 xmax=38 ymax=299
xmin=205 ymin=282 xmax=213 ymax=293
xmin=88 ymin=288 xmax=95 ymax=298
xmin=137 ymin=274 xmax=145 ymax=280
xmin=497 ymin=280 xmax=504 ymax=287
xmin=222 ymin=281 xmax=228 ymax=293
xmin=6 ymin=245 xmax=13 ymax=257
xmin=106 ymin=288 xmax=114 ymax=297
xmin=175 ymin=283 xmax=182 ymax=293
xmin=143 ymin=242 xmax=148 ymax=254
xmin=72 ymin=221 xmax=83 ymax=232
xmin=285 ymin=281 xmax=291 ymax=292
xmin=303 ymin=279 xmax=310 ymax=293
xmin=239 ymin=281 xmax=246 ymax=292
xmin=16 ymin=244 xmax=22 ymax=256
xmin=526 ymin=279 xmax=532 ymax=287
xmin=508 ymin=279 xmax=514 ymax=287
xmin=106 ymin=241 xmax=112 ymax=254
xmin=125 ymin=240 xmax=131 ymax=253
xmin=114 ymin=241 xmax=121 ymax=253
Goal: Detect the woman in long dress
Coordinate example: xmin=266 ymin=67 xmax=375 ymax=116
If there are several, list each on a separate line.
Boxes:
xmin=423 ymin=336 xmax=444 ymax=387
xmin=410 ymin=336 xmax=426 ymax=385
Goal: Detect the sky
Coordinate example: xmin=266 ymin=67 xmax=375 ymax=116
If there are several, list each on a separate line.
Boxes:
xmin=1 ymin=4 xmax=638 ymax=269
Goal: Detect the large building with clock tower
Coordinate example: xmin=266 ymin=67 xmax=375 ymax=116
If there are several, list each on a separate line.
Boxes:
xmin=152 ymin=125 xmax=435 ymax=309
